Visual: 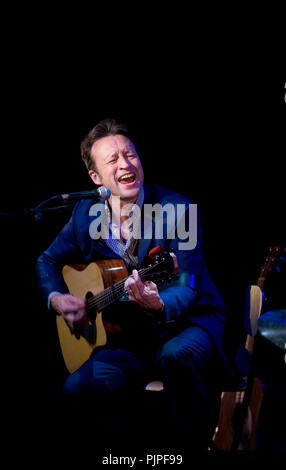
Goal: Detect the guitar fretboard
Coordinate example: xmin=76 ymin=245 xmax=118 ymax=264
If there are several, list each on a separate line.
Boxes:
xmin=86 ymin=263 xmax=163 ymax=320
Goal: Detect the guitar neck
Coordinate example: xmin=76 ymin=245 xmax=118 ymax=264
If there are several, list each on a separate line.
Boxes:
xmin=257 ymin=277 xmax=265 ymax=289
xmin=257 ymin=243 xmax=285 ymax=290
xmin=86 ymin=265 xmax=156 ymax=319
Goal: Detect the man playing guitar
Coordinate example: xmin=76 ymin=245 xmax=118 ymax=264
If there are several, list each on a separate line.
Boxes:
xmin=36 ymin=118 xmax=247 ymax=451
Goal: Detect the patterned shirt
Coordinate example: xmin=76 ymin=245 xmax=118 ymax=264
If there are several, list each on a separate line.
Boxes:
xmin=103 ymin=187 xmax=144 ymax=269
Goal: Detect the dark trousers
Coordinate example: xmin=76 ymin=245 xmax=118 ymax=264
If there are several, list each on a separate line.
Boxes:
xmin=61 ymin=319 xmax=222 ymax=451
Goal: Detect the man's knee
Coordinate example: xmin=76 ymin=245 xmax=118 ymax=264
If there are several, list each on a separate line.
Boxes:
xmin=157 ymin=326 xmax=214 ymax=384
xmin=158 ymin=340 xmax=201 ymax=384
xmin=62 ymin=360 xmax=127 ymax=397
xmin=62 ymin=371 xmax=83 ymax=397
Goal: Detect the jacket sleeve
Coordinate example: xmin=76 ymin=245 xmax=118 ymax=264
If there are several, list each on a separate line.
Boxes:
xmin=156 ymin=202 xmax=226 ymax=321
xmin=35 ymin=202 xmax=84 ymax=306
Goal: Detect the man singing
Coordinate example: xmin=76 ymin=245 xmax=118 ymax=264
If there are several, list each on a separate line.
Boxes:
xmin=36 ymin=118 xmax=247 ymax=451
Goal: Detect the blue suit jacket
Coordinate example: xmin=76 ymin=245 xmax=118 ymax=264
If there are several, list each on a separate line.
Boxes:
xmin=36 ymin=184 xmax=248 ymax=379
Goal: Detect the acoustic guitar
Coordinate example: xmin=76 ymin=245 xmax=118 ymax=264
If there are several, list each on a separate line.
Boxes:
xmin=213 ymin=243 xmax=285 ymax=450
xmin=56 ymin=246 xmax=178 ymax=374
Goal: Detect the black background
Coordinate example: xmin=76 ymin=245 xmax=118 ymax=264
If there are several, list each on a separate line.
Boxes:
xmin=2 ymin=46 xmax=284 ymax=292
xmin=0 ymin=13 xmax=285 ymax=458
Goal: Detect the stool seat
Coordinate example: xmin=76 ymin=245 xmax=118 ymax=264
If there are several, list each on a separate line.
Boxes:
xmin=144 ymin=380 xmax=164 ymax=392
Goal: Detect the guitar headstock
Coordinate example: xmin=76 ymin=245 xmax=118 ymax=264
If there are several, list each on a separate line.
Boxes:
xmin=258 ymin=242 xmax=286 ymax=288
xmin=141 ymin=246 xmax=179 ymax=286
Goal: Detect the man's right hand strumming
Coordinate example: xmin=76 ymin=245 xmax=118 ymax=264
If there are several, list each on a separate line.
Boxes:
xmin=50 ymin=294 xmax=88 ymax=332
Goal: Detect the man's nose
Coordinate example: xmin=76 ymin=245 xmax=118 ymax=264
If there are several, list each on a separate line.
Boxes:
xmin=118 ymin=153 xmax=130 ymax=168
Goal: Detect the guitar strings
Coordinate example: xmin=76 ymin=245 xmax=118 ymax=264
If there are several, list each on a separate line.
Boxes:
xmin=86 ymin=265 xmax=153 ymax=311
xmin=86 ymin=261 xmax=166 ymax=312
xmin=88 ymin=256 xmax=172 ymax=311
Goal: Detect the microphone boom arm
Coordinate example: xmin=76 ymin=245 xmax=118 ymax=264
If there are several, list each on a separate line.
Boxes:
xmin=0 ymin=187 xmax=111 ymax=221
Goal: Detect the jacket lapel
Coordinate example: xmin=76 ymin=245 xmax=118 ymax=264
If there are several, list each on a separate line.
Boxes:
xmin=89 ymin=184 xmax=156 ymax=266
xmin=137 ymin=184 xmax=155 ymax=266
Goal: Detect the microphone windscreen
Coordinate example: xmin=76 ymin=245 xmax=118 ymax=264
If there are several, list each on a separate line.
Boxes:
xmin=98 ymin=186 xmax=111 ymax=201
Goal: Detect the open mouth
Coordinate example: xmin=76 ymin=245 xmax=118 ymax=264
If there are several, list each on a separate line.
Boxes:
xmin=118 ymin=172 xmax=136 ymax=185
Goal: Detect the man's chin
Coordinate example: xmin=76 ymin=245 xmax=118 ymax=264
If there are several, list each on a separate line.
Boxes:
xmin=118 ymin=186 xmax=141 ymax=203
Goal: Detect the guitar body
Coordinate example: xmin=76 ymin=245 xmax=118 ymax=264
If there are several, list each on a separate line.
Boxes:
xmin=56 ymin=247 xmax=178 ymax=375
xmin=57 ymin=259 xmax=128 ymax=374
xmin=213 ymin=243 xmax=285 ymax=450
xmin=213 ymin=378 xmax=264 ymax=450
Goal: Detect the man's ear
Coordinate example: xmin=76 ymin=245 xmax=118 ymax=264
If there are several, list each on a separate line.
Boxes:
xmin=89 ymin=169 xmax=102 ymax=186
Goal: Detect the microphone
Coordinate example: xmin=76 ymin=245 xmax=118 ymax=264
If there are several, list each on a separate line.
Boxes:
xmin=21 ymin=186 xmax=111 ymax=220
xmin=28 ymin=186 xmax=111 ymax=221
xmin=53 ymin=186 xmax=111 ymax=202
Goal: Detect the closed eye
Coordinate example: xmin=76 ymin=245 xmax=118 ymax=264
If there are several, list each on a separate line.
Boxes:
xmin=125 ymin=153 xmax=137 ymax=159
xmin=105 ymin=152 xmax=137 ymax=164
xmin=106 ymin=156 xmax=118 ymax=164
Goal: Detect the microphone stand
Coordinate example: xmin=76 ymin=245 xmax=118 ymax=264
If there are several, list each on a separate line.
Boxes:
xmin=0 ymin=194 xmax=75 ymax=221
xmin=0 ymin=187 xmax=109 ymax=221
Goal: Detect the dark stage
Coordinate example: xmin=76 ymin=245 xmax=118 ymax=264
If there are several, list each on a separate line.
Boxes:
xmin=0 ymin=43 xmax=285 ymax=462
